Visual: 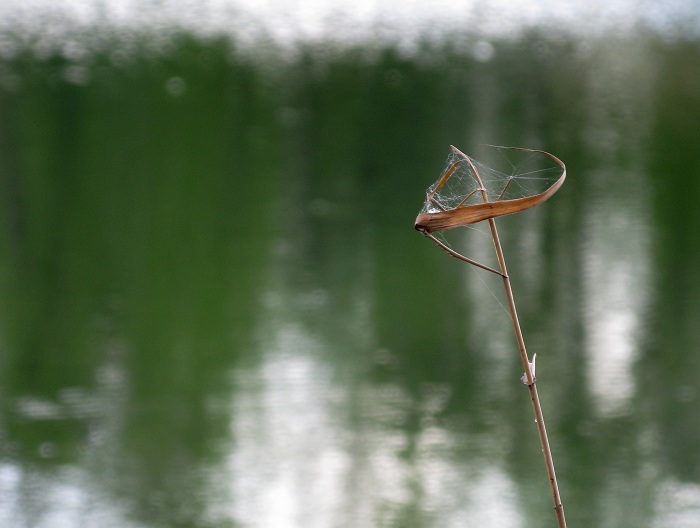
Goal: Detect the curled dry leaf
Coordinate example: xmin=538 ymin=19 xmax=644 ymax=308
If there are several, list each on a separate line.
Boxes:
xmin=414 ymin=146 xmax=566 ymax=233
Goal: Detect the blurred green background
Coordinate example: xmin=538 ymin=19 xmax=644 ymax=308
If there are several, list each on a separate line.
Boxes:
xmin=1 ymin=2 xmax=700 ymax=527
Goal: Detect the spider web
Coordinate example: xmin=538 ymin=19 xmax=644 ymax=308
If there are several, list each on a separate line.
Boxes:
xmin=419 ymin=145 xmax=563 ymax=217
xmin=415 ymin=145 xmax=565 ymax=276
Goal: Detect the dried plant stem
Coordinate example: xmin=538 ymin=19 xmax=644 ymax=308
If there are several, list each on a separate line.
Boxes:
xmin=417 ymin=146 xmax=568 ymax=526
xmin=487 ymin=216 xmax=567 ymax=528
xmin=456 ymin=151 xmax=566 ymax=527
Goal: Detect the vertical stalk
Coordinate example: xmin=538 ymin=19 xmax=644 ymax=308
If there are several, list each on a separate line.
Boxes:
xmin=487 ymin=217 xmax=567 ymax=528
xmin=419 ymin=146 xmax=568 ymax=526
xmin=461 ymin=152 xmax=566 ymax=527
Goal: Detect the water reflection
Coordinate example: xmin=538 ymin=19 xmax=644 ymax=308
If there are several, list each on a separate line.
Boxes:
xmin=1 ymin=20 xmax=700 ymax=528
xmin=229 ymin=321 xmax=351 ymax=526
xmin=577 ymin=33 xmax=655 ymax=417
xmin=228 ymin=249 xmax=527 ymax=527
xmin=582 ymin=180 xmax=651 ymax=417
xmin=653 ymin=480 xmax=700 ymax=528
xmin=228 ymin=333 xmax=529 ymax=527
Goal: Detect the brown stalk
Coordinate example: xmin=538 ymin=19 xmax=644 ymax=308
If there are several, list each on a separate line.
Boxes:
xmin=416 ymin=146 xmax=567 ymax=528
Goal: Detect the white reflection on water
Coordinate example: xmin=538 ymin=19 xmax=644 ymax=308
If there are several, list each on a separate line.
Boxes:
xmin=228 ymin=327 xmax=352 ymax=527
xmin=580 ymin=37 xmax=655 ymax=418
xmin=583 ymin=198 xmax=651 ymax=417
xmin=227 ymin=345 xmax=526 ymax=527
xmin=652 ymin=480 xmax=700 ymax=528
xmin=0 ymin=463 xmax=142 ymax=528
xmin=225 ymin=276 xmax=525 ymax=527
